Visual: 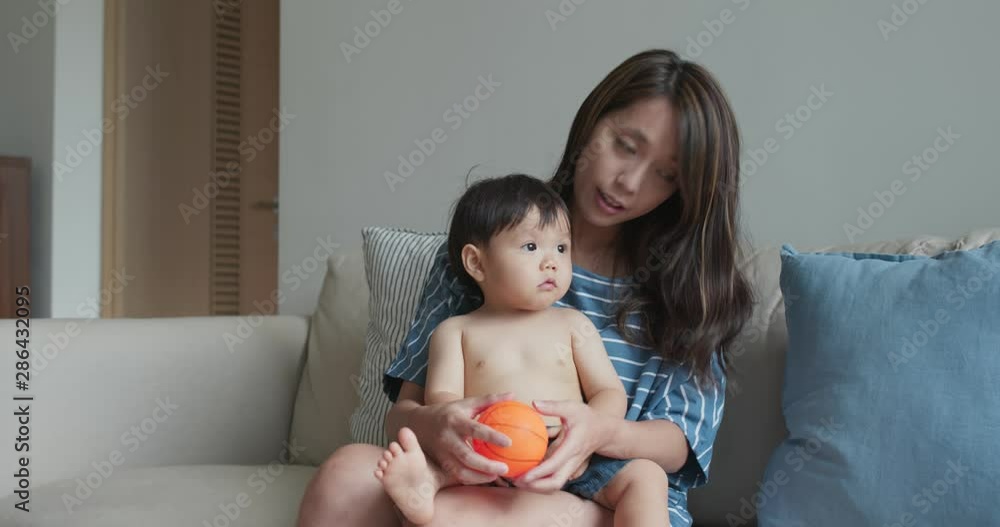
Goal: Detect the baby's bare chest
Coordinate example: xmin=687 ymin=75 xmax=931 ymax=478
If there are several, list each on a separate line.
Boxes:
xmin=461 ymin=322 xmax=577 ymax=377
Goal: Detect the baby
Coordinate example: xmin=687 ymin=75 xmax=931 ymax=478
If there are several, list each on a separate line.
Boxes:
xmin=374 ymin=174 xmax=670 ymax=526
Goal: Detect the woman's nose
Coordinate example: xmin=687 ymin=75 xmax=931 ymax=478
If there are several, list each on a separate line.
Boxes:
xmin=615 ymin=161 xmax=648 ymax=194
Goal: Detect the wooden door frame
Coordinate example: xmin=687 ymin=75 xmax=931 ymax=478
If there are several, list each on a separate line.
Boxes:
xmin=100 ymin=0 xmax=124 ymax=318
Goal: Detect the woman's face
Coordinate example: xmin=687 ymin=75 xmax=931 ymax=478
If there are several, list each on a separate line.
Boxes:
xmin=572 ymin=96 xmax=680 ymax=229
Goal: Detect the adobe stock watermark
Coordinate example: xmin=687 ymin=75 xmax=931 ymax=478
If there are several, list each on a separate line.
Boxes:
xmin=28 ymin=268 xmax=136 ymax=378
xmin=384 ymin=74 xmax=502 ymax=192
xmin=544 ymin=0 xmax=590 ymax=31
xmin=725 ymin=416 xmax=846 ymax=525
xmin=682 ymin=0 xmax=753 ymax=60
xmin=6 ymin=0 xmax=72 ymax=54
xmin=726 ymin=84 xmax=834 ymax=194
xmin=544 ymin=499 xmax=588 ymax=527
xmin=884 ymin=459 xmax=969 ymax=527
xmin=213 ymin=0 xmax=244 ymax=17
xmin=604 ymin=244 xmax=803 ymax=401
xmin=54 ymin=65 xmax=170 ymax=182
xmin=222 ymin=236 xmax=345 ymax=351
xmin=61 ymin=397 xmax=180 ymax=513
xmin=178 ymin=107 xmax=296 ymax=225
xmin=842 ymin=126 xmax=958 ymax=243
xmin=722 ymin=288 xmax=799 ymax=400
xmin=878 ymin=0 xmax=931 ymax=42
xmin=201 ymin=439 xmax=306 ymax=527
xmin=887 ymin=259 xmax=996 ymax=372
xmin=340 ymin=0 xmax=414 ymax=63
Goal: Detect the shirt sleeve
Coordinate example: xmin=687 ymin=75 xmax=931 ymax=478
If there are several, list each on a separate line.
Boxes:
xmin=643 ymin=352 xmax=727 ymax=489
xmin=382 ymin=241 xmax=481 ymax=402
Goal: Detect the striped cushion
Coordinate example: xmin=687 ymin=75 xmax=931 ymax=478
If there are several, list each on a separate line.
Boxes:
xmin=349 ymin=227 xmax=446 ymax=446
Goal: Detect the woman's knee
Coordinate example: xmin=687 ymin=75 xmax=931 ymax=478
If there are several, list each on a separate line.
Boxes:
xmin=299 ymin=444 xmax=386 ymax=516
xmin=313 ymin=443 xmax=382 ymax=491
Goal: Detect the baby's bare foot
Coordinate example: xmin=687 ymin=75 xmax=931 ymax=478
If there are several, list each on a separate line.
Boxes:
xmin=373 ymin=427 xmax=439 ymax=525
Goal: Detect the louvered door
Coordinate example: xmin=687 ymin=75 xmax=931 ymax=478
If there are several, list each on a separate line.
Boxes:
xmin=101 ymin=0 xmax=279 ymax=317
xmin=211 ymin=4 xmax=243 ymax=315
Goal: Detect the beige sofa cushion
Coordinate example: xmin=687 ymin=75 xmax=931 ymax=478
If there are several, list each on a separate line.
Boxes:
xmin=288 ymin=251 xmax=369 ymax=466
xmin=0 ymin=465 xmax=315 ymax=527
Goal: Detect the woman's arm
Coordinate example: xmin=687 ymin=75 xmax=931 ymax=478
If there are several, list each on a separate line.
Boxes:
xmin=521 ymin=360 xmax=725 ymax=491
xmin=384 ymin=381 xmax=424 ymax=440
xmin=597 ymin=360 xmax=727 ymax=478
xmin=594 ymin=414 xmax=688 ymax=473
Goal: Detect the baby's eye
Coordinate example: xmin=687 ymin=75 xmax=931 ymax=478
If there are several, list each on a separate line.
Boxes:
xmin=557 ymin=244 xmax=567 ymax=253
xmin=522 ymin=242 xmax=537 ymax=251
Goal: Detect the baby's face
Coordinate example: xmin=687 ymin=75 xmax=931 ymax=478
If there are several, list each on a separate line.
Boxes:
xmin=476 ymin=208 xmax=573 ymax=311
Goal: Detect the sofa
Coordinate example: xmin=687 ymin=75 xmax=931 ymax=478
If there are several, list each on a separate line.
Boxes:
xmin=2 ymin=227 xmax=997 ymax=527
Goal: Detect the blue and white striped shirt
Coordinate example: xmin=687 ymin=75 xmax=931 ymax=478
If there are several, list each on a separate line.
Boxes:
xmin=383 ymin=241 xmax=725 ymax=526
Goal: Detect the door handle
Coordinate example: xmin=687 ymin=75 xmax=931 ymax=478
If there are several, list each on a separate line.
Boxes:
xmin=251 ymin=197 xmax=278 ymax=212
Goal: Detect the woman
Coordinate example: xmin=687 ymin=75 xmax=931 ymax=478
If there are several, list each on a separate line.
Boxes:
xmin=297 ymin=48 xmax=753 ymax=526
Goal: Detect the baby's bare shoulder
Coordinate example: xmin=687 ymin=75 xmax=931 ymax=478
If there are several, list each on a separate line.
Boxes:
xmin=548 ymin=306 xmax=591 ymax=327
xmin=436 ymin=313 xmax=469 ymax=332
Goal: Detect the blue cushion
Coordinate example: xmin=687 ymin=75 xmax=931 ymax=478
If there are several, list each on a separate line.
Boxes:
xmin=756 ymin=241 xmax=1000 ymax=527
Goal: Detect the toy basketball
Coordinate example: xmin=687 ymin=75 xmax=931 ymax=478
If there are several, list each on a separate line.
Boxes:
xmin=471 ymin=401 xmax=548 ymax=478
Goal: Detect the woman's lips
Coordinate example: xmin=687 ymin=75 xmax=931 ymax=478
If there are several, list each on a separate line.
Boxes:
xmin=596 ymin=189 xmax=625 ymax=214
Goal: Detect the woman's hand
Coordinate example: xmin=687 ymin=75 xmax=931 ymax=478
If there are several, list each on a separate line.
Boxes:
xmin=410 ymin=392 xmax=516 ymax=485
xmin=514 ymin=400 xmax=612 ymax=493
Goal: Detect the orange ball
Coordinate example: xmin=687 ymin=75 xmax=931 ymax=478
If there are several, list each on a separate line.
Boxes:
xmin=471 ymin=401 xmax=548 ymax=478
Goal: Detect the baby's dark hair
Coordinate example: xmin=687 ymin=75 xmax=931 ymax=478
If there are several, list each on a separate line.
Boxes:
xmin=447 ymin=173 xmax=570 ymax=291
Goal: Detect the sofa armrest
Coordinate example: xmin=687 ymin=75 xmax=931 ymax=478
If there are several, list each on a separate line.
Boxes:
xmin=0 ymin=315 xmax=309 ymax=492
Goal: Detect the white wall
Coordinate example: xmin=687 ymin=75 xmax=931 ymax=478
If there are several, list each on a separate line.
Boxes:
xmin=0 ymin=0 xmax=104 ymax=318
xmin=50 ymin=0 xmax=104 ymax=318
xmin=280 ymin=0 xmax=1000 ymax=316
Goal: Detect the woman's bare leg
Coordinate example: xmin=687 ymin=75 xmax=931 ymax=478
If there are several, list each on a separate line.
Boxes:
xmin=296 ymin=442 xmax=617 ymax=527
xmin=297 ymin=443 xmax=401 ymax=527
xmin=403 ymin=485 xmax=613 ymax=527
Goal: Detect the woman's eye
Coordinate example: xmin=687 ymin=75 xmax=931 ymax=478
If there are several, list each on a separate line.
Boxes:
xmin=523 ymin=242 xmax=537 ymax=251
xmin=615 ymin=136 xmax=637 ymax=155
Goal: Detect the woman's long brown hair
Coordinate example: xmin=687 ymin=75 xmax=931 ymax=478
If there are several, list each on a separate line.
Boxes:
xmin=549 ymin=49 xmax=754 ymax=385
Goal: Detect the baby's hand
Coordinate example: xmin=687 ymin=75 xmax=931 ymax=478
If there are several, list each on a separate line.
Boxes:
xmin=546 ymin=425 xmax=562 ymax=439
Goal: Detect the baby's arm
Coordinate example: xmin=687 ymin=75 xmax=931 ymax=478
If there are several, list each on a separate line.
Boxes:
xmin=424 ymin=317 xmax=466 ymax=406
xmin=565 ymin=310 xmax=627 ymax=419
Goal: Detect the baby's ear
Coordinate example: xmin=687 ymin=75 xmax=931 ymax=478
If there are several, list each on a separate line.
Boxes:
xmin=461 ymin=244 xmax=487 ymax=283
